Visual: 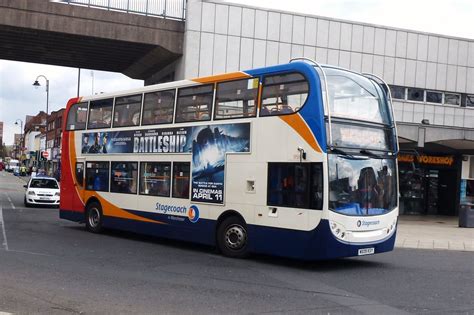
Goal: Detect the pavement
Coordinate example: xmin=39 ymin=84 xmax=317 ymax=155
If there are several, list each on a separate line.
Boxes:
xmin=396 ymin=215 xmax=474 ymax=252
xmin=6 ymin=172 xmax=474 ymax=252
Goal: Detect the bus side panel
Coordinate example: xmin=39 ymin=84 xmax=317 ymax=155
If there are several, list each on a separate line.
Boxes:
xmin=248 ymin=220 xmax=396 ymax=260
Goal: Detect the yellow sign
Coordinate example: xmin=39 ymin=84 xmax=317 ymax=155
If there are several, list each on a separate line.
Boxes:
xmin=398 ymin=154 xmax=454 ymax=166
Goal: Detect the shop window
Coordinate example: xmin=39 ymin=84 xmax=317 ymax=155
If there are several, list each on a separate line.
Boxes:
xmin=140 ymin=162 xmax=171 ymax=197
xmin=142 ymin=89 xmax=175 ymax=125
xmin=75 ymin=162 xmax=84 ymax=187
xmin=175 ymin=85 xmax=213 ymax=123
xmin=66 ymin=102 xmax=88 ymax=131
xmin=110 ymin=162 xmax=138 ymax=194
xmin=407 ymin=88 xmax=424 ymax=102
xmin=113 ymin=94 xmax=142 ymax=127
xmin=85 ymin=161 xmax=109 ymax=192
xmin=267 ymin=163 xmax=323 ymax=209
xmin=172 ymin=162 xmax=190 ymax=199
xmin=389 ymin=86 xmax=406 ymax=100
xmin=445 ymin=93 xmax=461 ymax=106
xmin=215 ymin=78 xmax=259 ymax=119
xmin=260 ymin=72 xmax=308 ymax=116
xmin=466 ymin=180 xmax=474 ymax=204
xmin=426 ymin=91 xmax=442 ymax=104
xmin=466 ymin=95 xmax=474 ymax=107
xmin=88 ymin=99 xmax=113 ymax=129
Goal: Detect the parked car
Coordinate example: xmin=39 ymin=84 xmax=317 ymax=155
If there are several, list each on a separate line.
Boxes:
xmin=24 ymin=176 xmax=60 ymax=207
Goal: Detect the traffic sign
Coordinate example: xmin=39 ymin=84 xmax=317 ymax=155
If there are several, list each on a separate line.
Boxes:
xmin=42 ymin=151 xmax=49 ymax=159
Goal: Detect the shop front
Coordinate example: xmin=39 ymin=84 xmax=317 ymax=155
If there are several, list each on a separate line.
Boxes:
xmin=398 ymin=153 xmax=461 ymax=216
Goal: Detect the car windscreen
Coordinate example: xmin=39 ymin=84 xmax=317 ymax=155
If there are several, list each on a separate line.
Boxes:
xmin=30 ymin=179 xmax=59 ymax=189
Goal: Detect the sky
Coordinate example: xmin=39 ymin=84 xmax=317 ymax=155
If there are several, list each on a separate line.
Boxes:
xmin=1 ymin=0 xmax=473 ymax=145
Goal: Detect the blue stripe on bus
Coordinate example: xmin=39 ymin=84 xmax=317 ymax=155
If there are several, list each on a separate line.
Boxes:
xmin=248 ymin=220 xmax=396 ymax=260
xmin=104 ymin=209 xmax=395 ymax=260
xmin=60 ymin=209 xmax=84 ymax=222
xmin=60 ymin=208 xmax=395 ymax=260
xmin=244 ymin=61 xmax=327 ymax=153
xmin=103 ymin=215 xmax=217 ymax=246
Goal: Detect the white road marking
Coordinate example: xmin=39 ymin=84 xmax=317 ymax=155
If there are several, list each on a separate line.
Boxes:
xmin=0 ymin=206 xmax=9 ymax=251
xmin=7 ymin=249 xmax=53 ymax=257
xmin=0 ymin=311 xmax=14 ymax=315
xmin=6 ymin=196 xmax=15 ymax=210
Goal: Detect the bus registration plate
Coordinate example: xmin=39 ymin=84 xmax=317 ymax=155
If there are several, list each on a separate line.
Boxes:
xmin=358 ymin=248 xmax=375 ymax=256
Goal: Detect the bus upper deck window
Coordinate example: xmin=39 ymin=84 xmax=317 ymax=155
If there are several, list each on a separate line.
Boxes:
xmin=113 ymin=94 xmax=142 ymax=128
xmin=215 ymin=78 xmax=258 ymax=119
xmin=175 ymin=85 xmax=213 ymax=123
xmin=66 ymin=102 xmax=88 ymax=131
xmin=142 ymin=89 xmax=175 ymax=125
xmin=260 ymin=73 xmax=308 ymax=116
xmin=88 ymin=98 xmax=113 ymax=129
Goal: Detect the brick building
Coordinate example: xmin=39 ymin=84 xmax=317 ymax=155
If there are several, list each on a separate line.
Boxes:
xmin=46 ymin=109 xmax=64 ymax=178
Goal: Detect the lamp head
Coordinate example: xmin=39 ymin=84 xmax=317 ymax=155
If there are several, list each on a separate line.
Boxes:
xmin=33 ymin=80 xmax=40 ymax=89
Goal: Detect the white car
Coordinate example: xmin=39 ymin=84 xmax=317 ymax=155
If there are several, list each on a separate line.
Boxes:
xmin=24 ymin=177 xmax=60 ymax=207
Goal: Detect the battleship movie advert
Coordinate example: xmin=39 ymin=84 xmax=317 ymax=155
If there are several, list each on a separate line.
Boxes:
xmin=81 ymin=123 xmax=251 ymax=204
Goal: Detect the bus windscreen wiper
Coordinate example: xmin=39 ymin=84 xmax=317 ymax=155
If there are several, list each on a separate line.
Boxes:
xmin=360 ymin=149 xmax=383 ymax=158
xmin=330 ymin=148 xmax=367 ymax=160
xmin=330 ymin=147 xmax=350 ymax=156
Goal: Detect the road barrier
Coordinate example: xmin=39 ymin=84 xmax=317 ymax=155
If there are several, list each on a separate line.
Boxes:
xmin=52 ymin=0 xmax=186 ymax=21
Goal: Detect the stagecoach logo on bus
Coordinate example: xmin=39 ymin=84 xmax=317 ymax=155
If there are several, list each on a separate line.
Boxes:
xmin=357 ymin=219 xmax=381 ymax=228
xmin=81 ymin=123 xmax=251 ymax=204
xmin=156 ymin=202 xmax=200 ymax=223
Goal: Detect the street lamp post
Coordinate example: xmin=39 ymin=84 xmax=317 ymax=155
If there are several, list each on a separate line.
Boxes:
xmin=14 ymin=119 xmax=23 ymax=162
xmin=33 ymin=75 xmax=49 ymax=115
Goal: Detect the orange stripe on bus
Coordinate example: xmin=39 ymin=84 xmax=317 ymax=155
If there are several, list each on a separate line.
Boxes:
xmin=192 ymin=72 xmax=250 ymax=84
xmin=83 ymin=191 xmax=165 ymax=224
xmin=279 ymin=114 xmax=322 ymax=153
xmin=257 ymin=82 xmax=263 ymax=109
xmin=69 ymin=132 xmax=165 ymax=224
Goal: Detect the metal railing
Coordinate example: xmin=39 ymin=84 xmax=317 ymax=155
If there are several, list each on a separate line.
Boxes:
xmin=52 ymin=0 xmax=186 ymax=21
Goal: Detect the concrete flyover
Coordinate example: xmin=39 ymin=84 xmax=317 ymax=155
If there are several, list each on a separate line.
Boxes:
xmin=0 ymin=0 xmax=184 ymax=81
xmin=397 ymin=122 xmax=474 ymax=154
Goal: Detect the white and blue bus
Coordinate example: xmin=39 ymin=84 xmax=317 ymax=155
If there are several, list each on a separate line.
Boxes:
xmin=60 ymin=59 xmax=398 ymax=260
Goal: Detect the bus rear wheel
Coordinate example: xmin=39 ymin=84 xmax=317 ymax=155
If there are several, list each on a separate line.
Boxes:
xmin=217 ymin=216 xmax=249 ymax=258
xmin=86 ymin=201 xmax=103 ymax=233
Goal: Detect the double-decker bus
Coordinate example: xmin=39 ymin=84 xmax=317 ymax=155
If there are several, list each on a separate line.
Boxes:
xmin=60 ymin=59 xmax=398 ymax=260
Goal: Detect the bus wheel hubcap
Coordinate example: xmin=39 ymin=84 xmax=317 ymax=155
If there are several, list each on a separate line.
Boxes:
xmin=89 ymin=208 xmax=100 ymax=227
xmin=225 ymin=225 xmax=246 ymax=250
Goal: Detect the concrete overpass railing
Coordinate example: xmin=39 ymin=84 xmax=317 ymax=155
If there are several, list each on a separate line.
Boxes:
xmin=53 ymin=0 xmax=186 ymax=20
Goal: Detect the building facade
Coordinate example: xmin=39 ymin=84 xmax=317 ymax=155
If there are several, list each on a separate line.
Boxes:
xmin=12 ymin=133 xmax=22 ymax=160
xmin=45 ymin=109 xmax=64 ymax=178
xmin=167 ymin=0 xmax=474 ymax=215
xmin=23 ymin=111 xmax=47 ymax=170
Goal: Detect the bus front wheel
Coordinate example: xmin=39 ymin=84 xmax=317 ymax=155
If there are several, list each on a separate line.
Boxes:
xmin=217 ymin=216 xmax=249 ymax=258
xmin=86 ymin=201 xmax=103 ymax=233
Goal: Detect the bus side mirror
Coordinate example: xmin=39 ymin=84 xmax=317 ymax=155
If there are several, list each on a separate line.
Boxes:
xmin=23 ymin=184 xmax=27 ymax=188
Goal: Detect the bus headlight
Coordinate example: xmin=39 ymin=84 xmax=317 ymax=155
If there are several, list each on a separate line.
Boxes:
xmin=55 ymin=192 xmax=60 ymax=196
xmin=386 ymin=218 xmax=397 ymax=234
xmin=28 ymin=191 xmax=36 ymax=195
xmin=329 ymin=221 xmax=347 ymax=239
